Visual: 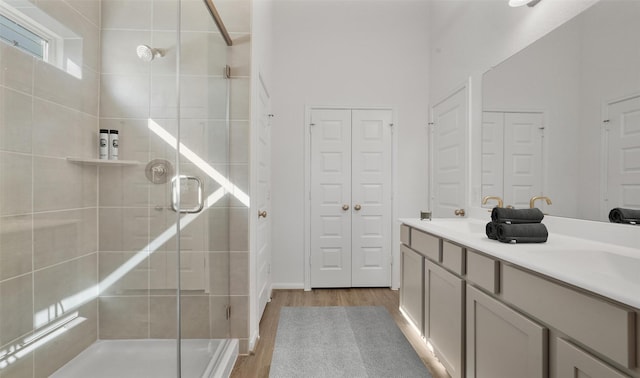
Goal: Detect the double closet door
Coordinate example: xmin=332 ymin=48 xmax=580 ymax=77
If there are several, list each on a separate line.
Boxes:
xmin=310 ymin=108 xmax=392 ymax=288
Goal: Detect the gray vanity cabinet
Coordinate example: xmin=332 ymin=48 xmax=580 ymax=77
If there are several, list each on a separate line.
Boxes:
xmin=400 ymin=244 xmax=424 ymax=332
xmin=556 ymin=338 xmax=630 ymax=378
xmin=425 ymin=259 xmax=464 ymax=378
xmin=466 ymin=285 xmax=548 ymax=378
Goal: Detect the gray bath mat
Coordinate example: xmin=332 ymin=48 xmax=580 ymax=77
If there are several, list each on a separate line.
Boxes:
xmin=269 ymin=306 xmax=432 ymax=378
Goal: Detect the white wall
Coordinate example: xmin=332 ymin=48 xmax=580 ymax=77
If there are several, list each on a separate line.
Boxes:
xmin=428 ymin=0 xmax=599 ymax=210
xmin=270 ymin=0 xmax=431 ymax=288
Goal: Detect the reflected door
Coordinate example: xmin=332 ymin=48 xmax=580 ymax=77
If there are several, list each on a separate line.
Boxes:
xmin=431 ymin=87 xmax=467 ymax=217
xmin=310 ymin=108 xmax=392 ymax=288
xmin=604 ymin=94 xmax=640 ymax=217
xmin=482 ymin=111 xmax=544 ymax=209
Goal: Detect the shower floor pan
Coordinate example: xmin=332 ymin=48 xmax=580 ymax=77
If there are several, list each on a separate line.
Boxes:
xmin=51 ymin=339 xmax=238 ymax=378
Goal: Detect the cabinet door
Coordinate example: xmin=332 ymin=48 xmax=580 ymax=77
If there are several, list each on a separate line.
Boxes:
xmin=556 ymin=338 xmax=629 ymax=378
xmin=400 ymin=245 xmax=423 ymax=333
xmin=425 ymin=260 xmax=464 ymax=378
xmin=466 ymin=285 xmax=547 ymax=378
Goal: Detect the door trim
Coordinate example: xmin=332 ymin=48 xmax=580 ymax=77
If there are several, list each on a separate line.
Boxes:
xmin=303 ymin=106 xmax=397 ymax=291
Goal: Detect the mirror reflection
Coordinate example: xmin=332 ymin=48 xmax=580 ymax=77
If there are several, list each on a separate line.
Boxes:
xmin=482 ymin=0 xmax=640 ymax=222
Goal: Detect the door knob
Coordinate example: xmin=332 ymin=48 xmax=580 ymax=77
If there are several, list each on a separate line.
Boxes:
xmin=342 ymin=204 xmax=349 ymax=211
xmin=354 ymin=204 xmax=361 ymax=211
xmin=258 ymin=210 xmax=267 ymax=218
xmin=454 ymin=209 xmax=465 ymax=216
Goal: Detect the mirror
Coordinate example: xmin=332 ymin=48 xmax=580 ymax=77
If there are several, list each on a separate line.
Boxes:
xmin=481 ymin=0 xmax=640 ymax=222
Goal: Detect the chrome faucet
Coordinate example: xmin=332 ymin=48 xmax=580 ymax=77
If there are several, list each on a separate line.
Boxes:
xmin=482 ymin=196 xmax=503 ymax=208
xmin=529 ymin=196 xmax=552 ymax=209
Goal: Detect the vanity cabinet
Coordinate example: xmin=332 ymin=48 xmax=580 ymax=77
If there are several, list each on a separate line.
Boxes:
xmin=400 ymin=222 xmax=640 ymax=378
xmin=400 ymin=244 xmax=424 ymax=332
xmin=466 ymin=285 xmax=547 ymax=378
xmin=425 ymin=260 xmax=465 ymax=378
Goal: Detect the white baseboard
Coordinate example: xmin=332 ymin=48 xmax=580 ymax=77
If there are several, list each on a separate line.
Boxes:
xmin=271 ymin=282 xmax=305 ymax=290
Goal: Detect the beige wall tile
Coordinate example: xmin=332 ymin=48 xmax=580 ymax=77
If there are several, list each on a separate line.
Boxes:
xmin=149 ymin=75 xmax=178 ymax=119
xmin=227 ymin=35 xmax=251 ymax=77
xmin=230 ymin=77 xmax=250 ymax=120
xmin=229 ymin=164 xmax=248 ymax=208
xmin=0 ymin=152 xmax=32 ymax=216
xmin=0 ymin=44 xmax=34 ymax=94
xmin=0 ymin=88 xmax=33 ymax=154
xmin=229 ymin=252 xmax=248 ymax=296
xmin=99 ymin=207 xmax=150 ymax=252
xmin=209 ymin=295 xmax=230 ymax=339
xmin=0 ymin=215 xmax=33 ymax=281
xmin=33 ymin=157 xmax=97 ymax=212
xmin=33 ymin=99 xmax=98 ymax=158
xmin=215 ymin=0 xmax=251 ymax=34
xmin=100 ymin=73 xmax=150 ymax=118
xmin=207 ymin=207 xmax=229 ymax=251
xmin=34 ymin=208 xmax=97 ymax=270
xmin=99 ymin=166 xmax=151 ymax=207
xmin=229 ymin=295 xmax=248 ymax=338
xmin=102 ymin=0 xmax=152 ymax=30
xmin=99 ymin=296 xmax=149 ymax=339
xmin=0 ymin=351 xmax=33 ymax=378
xmin=33 ymin=60 xmax=100 ymax=117
xmin=229 ymin=208 xmax=248 ymax=252
xmin=65 ymin=0 xmax=100 ymax=27
xmin=34 ymin=301 xmax=97 ymax=378
xmin=229 ymin=121 xmax=249 ymax=164
xmin=0 ymin=274 xmax=33 ymax=346
xmin=208 ymin=252 xmax=229 ymax=295
xmin=33 ymin=254 xmax=97 ymax=329
xmin=149 ymin=295 xmax=210 ymax=339
xmin=169 ymin=76 xmax=226 ymax=120
xmin=99 ymin=251 xmax=149 ymax=296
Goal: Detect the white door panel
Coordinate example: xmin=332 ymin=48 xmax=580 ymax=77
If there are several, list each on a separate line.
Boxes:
xmin=482 ymin=112 xmax=505 ymax=206
xmin=432 ymin=88 xmax=467 ymax=218
xmin=351 ymin=109 xmax=392 ymax=287
xmin=504 ymin=112 xmax=544 ymax=209
xmin=310 ymin=109 xmax=352 ymax=288
xmin=605 ymin=95 xmax=640 ymax=217
xmin=257 ymin=78 xmax=272 ymax=319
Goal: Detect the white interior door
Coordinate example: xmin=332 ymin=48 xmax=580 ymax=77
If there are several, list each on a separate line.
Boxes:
xmin=256 ymin=78 xmax=272 ymax=319
xmin=310 ymin=109 xmax=352 ymax=288
xmin=310 ymin=108 xmax=392 ymax=288
xmin=503 ymin=112 xmax=544 ymax=209
xmin=482 ymin=112 xmax=505 ymax=206
xmin=431 ymin=87 xmax=467 ymax=218
xmin=604 ymin=94 xmax=640 ymax=216
xmin=351 ymin=109 xmax=392 ymax=287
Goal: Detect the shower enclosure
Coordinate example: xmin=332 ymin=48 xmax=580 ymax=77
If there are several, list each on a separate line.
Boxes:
xmin=0 ymin=0 xmax=248 ymax=376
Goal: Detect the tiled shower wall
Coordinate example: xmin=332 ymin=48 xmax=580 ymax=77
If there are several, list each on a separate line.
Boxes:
xmin=0 ymin=1 xmax=101 ymax=376
xmin=97 ymin=0 xmax=252 ymax=353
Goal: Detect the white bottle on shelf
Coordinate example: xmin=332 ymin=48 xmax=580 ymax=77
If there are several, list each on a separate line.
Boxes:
xmin=99 ymin=129 xmax=109 ymax=159
xmin=109 ymin=130 xmax=119 ymax=160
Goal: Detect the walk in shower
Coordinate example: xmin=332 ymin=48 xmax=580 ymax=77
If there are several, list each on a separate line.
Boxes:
xmin=0 ymin=0 xmax=249 ymax=376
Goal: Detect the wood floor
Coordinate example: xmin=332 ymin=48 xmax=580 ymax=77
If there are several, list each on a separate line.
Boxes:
xmin=230 ymin=288 xmax=449 ymax=378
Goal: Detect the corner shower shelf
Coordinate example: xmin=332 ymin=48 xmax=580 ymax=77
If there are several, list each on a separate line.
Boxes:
xmin=66 ymin=157 xmax=142 ymax=166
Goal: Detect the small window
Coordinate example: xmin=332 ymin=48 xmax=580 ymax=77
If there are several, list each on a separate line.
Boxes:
xmin=0 ymin=13 xmax=47 ymax=59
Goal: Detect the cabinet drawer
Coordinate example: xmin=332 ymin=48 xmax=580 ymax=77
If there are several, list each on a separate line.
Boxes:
xmin=556 ymin=338 xmax=629 ymax=378
xmin=411 ymin=229 xmax=440 ymax=261
xmin=501 ymin=265 xmax=636 ymax=368
xmin=466 ymin=249 xmax=499 ymax=293
xmin=442 ymin=241 xmax=464 ymax=275
xmin=401 ymin=224 xmax=410 ymax=245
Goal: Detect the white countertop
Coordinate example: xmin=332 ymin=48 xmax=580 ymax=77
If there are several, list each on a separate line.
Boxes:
xmin=400 ymin=217 xmax=640 ymax=309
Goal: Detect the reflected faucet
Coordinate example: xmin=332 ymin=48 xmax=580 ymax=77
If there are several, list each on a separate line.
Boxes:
xmin=530 ymin=196 xmax=552 ymax=209
xmin=482 ymin=196 xmax=504 ymax=208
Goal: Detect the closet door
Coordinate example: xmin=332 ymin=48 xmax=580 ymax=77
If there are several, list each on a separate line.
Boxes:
xmin=310 ymin=109 xmax=352 ymax=287
xmin=351 ymin=109 xmax=392 ymax=287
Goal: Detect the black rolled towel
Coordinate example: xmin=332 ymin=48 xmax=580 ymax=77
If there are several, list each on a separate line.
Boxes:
xmin=608 ymin=208 xmax=640 ymax=224
xmin=491 ymin=207 xmax=544 ymax=224
xmin=496 ymin=223 xmax=548 ymax=243
xmin=485 ymin=222 xmax=498 ymax=240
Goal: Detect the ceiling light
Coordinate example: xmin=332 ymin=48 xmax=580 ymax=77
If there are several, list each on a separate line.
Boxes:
xmin=509 ymin=0 xmax=542 ymax=7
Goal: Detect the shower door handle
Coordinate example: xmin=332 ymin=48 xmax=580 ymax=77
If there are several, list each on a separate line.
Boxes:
xmin=171 ymin=175 xmax=204 ymax=213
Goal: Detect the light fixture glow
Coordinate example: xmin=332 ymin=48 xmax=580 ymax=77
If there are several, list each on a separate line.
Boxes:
xmin=509 ymin=0 xmax=542 ymax=7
